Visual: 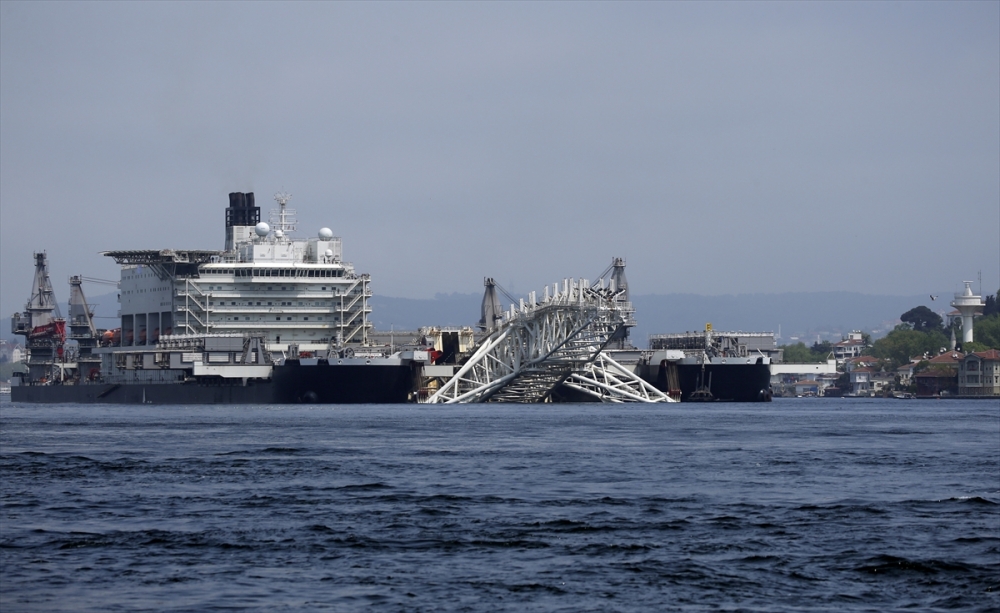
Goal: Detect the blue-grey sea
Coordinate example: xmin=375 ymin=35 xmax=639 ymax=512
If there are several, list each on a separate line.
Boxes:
xmin=1 ymin=398 xmax=997 ymax=612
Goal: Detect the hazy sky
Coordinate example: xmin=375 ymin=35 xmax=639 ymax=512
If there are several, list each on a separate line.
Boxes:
xmin=2 ymin=2 xmax=998 ymax=319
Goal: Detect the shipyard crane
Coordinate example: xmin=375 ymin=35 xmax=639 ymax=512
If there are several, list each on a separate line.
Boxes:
xmin=10 ymin=252 xmax=66 ymax=382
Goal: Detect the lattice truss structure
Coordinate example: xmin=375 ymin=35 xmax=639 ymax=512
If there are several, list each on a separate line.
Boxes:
xmin=425 ymin=278 xmax=674 ymax=403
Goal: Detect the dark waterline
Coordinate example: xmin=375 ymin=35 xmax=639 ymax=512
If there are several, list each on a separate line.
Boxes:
xmin=1 ymin=398 xmax=998 ymax=612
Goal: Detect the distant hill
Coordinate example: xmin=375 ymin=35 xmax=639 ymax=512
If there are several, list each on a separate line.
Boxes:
xmin=369 ymin=293 xmax=483 ymax=331
xmin=369 ymin=291 xmax=936 ymax=345
xmin=3 ymin=290 xmax=936 ymax=347
xmin=628 ymin=292 xmax=932 ymax=344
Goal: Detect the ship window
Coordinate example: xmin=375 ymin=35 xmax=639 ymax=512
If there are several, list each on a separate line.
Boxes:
xmin=304 ymin=317 xmax=309 ymax=321
xmin=276 ymin=316 xmax=281 ymax=321
xmin=287 ymin=317 xmax=292 ymax=321
xmin=267 ymin=302 xmax=272 ymax=306
xmin=256 ymin=302 xmax=261 ymax=305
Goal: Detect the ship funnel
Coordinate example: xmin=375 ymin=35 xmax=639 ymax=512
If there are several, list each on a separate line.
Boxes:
xmin=225 ymin=191 xmax=261 ymax=250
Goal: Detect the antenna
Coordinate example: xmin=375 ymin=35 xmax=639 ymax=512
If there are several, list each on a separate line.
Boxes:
xmin=271 ymin=192 xmax=297 ymax=237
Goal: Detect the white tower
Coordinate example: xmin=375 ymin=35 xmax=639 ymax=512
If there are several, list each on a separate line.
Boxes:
xmin=950 ymin=281 xmax=984 ymax=344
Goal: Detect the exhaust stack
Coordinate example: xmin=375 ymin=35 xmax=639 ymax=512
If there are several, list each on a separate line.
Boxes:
xmin=225 ymin=191 xmax=260 ymax=250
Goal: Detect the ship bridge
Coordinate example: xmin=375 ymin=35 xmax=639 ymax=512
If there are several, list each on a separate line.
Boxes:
xmin=425 ymin=277 xmax=673 ymax=404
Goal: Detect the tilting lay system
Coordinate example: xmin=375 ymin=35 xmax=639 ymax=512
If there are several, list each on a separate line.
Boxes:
xmin=425 ymin=276 xmax=673 ymax=403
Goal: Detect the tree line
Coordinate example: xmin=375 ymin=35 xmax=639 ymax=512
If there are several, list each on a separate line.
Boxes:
xmin=779 ymin=289 xmax=1000 ymax=369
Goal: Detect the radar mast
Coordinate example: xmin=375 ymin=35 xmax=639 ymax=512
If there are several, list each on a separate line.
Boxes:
xmin=270 ymin=192 xmax=297 ymax=238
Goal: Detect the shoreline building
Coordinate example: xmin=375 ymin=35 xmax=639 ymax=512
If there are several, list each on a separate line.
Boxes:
xmin=958 ymin=349 xmax=1000 ymax=397
xmin=950 ymin=281 xmax=984 ymax=344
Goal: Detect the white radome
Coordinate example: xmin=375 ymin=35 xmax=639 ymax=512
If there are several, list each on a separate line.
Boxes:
xmin=319 ymin=227 xmax=334 ymax=240
xmin=325 ymin=249 xmax=334 ymax=258
xmin=255 ymin=222 xmax=270 ymax=237
xmin=275 ymin=230 xmax=284 ymax=239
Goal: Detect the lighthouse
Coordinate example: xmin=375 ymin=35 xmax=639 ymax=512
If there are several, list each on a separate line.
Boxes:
xmin=950 ymin=281 xmax=984 ymax=344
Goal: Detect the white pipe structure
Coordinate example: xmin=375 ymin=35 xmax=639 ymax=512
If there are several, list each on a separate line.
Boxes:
xmin=951 ymin=281 xmax=984 ymax=344
xmin=424 ymin=278 xmax=674 ymax=404
xmin=562 ymin=352 xmax=672 ymax=403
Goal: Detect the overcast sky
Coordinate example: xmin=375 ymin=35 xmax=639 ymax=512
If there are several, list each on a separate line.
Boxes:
xmin=2 ymin=1 xmax=997 ymax=319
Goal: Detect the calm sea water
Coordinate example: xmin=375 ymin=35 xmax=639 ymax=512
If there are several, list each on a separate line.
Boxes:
xmin=1 ymin=398 xmax=997 ymax=612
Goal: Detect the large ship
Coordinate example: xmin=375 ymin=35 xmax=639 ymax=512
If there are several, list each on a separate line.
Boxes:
xmin=10 ymin=192 xmax=428 ymax=404
xmin=635 ymin=328 xmax=775 ymax=402
xmin=544 ymin=259 xmax=773 ymax=403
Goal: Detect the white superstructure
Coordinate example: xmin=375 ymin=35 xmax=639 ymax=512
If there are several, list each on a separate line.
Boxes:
xmin=107 ymin=192 xmax=372 ymax=356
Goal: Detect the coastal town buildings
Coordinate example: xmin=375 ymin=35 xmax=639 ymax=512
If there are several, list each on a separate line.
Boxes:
xmin=847 ymin=367 xmax=893 ymax=396
xmin=833 ymin=331 xmax=868 ymax=363
xmin=915 ymin=370 xmax=958 ymax=397
xmin=849 ymin=367 xmax=873 ymax=395
xmin=845 ymin=356 xmax=878 ymax=373
xmin=958 ymin=350 xmax=1000 ymax=397
xmin=896 ymin=362 xmax=918 ymax=387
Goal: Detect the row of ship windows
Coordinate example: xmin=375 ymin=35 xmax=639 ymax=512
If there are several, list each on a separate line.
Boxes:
xmin=205 ymin=285 xmax=361 ymax=292
xmin=208 ymin=301 xmax=348 ymax=306
xmin=202 ymin=268 xmax=346 ymax=278
xmin=219 ymin=316 xmax=336 ymax=321
xmin=123 ymin=288 xmax=167 ymax=294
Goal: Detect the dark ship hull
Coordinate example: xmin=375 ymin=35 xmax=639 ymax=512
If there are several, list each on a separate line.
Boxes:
xmin=638 ymin=359 xmax=772 ymax=402
xmin=10 ymin=360 xmax=418 ymax=405
xmin=676 ymin=362 xmax=772 ymax=402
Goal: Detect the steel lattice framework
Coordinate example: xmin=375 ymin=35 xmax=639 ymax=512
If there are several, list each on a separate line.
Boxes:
xmin=425 ymin=278 xmax=674 ymax=404
xmin=562 ymin=352 xmax=672 ymax=403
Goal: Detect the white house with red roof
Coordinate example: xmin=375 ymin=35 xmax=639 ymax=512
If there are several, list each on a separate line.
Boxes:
xmin=896 ymin=362 xmax=919 ymax=386
xmin=845 ymin=355 xmax=878 ymax=373
xmin=833 ymin=331 xmax=868 ymax=364
xmin=849 ymin=367 xmax=874 ymax=395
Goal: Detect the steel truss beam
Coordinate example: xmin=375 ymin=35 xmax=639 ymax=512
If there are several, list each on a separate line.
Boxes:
xmin=425 ymin=278 xmax=675 ymax=404
xmin=561 ymin=352 xmax=672 ymax=403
